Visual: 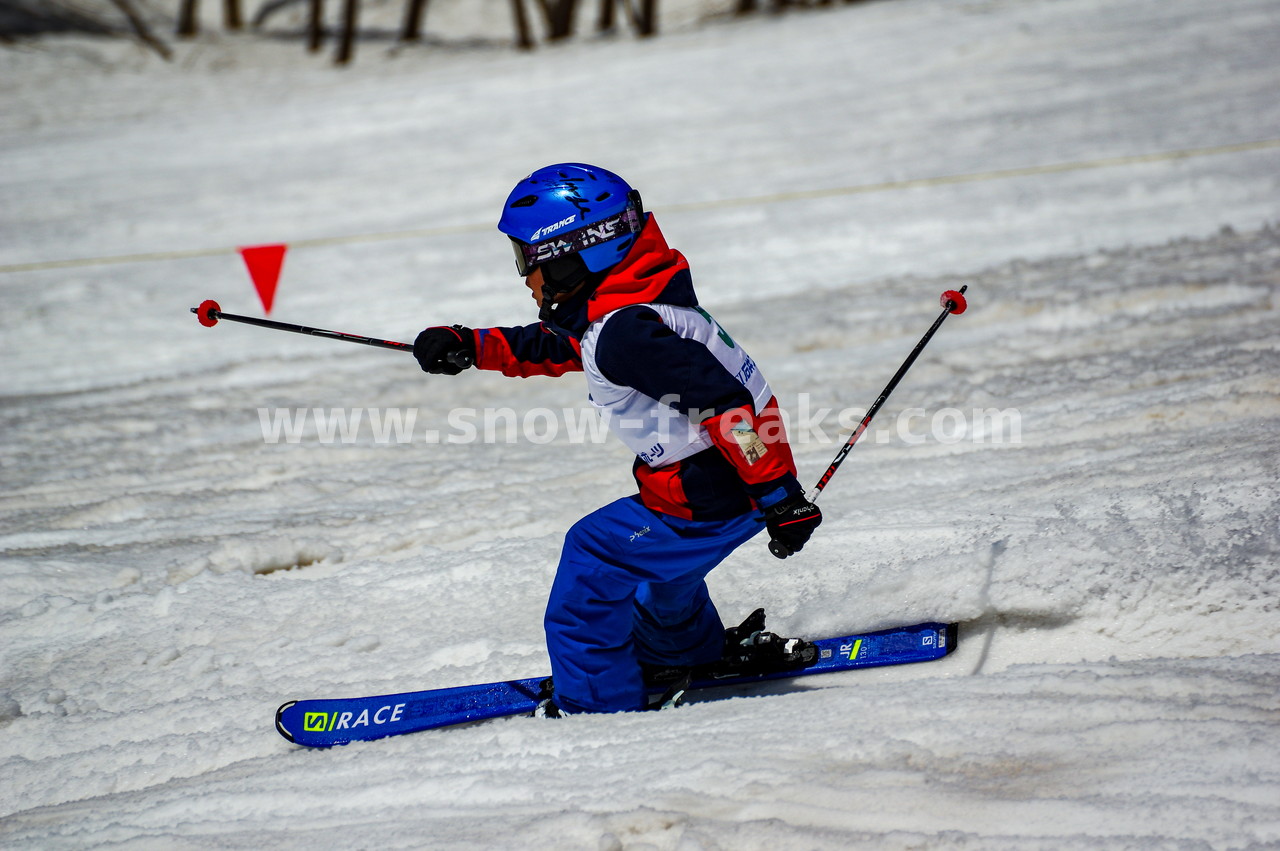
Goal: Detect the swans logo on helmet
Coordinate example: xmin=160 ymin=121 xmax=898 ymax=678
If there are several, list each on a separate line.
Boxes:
xmin=511 ymin=203 xmax=643 ymax=277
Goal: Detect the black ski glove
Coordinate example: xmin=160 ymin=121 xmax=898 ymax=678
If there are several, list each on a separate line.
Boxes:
xmin=764 ymin=493 xmax=822 ymax=559
xmin=413 ymin=325 xmax=475 ymax=375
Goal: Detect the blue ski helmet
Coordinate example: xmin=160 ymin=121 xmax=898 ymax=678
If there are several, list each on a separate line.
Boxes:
xmin=498 ymin=163 xmax=644 ymax=277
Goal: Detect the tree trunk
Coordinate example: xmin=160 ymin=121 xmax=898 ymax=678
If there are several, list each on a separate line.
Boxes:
xmin=308 ymin=0 xmax=325 ymax=51
xmin=510 ymin=0 xmax=534 ymax=48
xmin=633 ymin=0 xmax=656 ymax=35
xmin=597 ymin=0 xmax=615 ymax=32
xmin=177 ymin=0 xmax=198 ymax=36
xmin=401 ymin=0 xmax=429 ymax=41
xmin=335 ymin=0 xmax=358 ymax=63
xmin=537 ymin=0 xmax=576 ymax=40
xmin=224 ymin=0 xmax=242 ymax=29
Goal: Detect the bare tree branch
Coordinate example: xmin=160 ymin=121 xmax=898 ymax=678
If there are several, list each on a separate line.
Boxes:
xmin=106 ymin=0 xmax=173 ymax=58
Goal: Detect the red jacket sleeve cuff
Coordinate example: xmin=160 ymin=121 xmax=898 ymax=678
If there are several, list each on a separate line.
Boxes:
xmin=703 ymin=398 xmax=798 ymax=488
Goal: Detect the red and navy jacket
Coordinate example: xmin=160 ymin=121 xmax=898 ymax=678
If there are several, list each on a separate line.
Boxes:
xmin=470 ymin=215 xmax=802 ymax=521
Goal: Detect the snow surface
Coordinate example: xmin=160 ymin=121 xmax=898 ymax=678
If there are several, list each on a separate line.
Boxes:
xmin=2 ymin=0 xmax=1279 ymax=847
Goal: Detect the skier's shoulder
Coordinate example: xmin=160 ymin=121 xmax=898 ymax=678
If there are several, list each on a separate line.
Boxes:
xmin=589 ymin=304 xmax=666 ymax=363
xmin=595 ymin=297 xmax=717 ymax=344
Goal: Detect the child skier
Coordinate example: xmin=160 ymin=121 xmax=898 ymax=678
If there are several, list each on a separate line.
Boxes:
xmin=413 ymin=163 xmax=823 ymax=715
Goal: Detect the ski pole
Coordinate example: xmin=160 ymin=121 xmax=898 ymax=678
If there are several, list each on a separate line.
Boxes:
xmin=190 ymin=299 xmax=474 ymax=369
xmin=768 ymin=287 xmax=968 ymax=558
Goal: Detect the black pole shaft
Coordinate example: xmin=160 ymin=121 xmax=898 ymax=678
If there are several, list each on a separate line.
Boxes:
xmin=812 ymin=285 xmax=967 ymax=498
xmin=193 ymin=306 xmax=413 ymax=351
xmin=190 ymin=305 xmax=474 ymax=367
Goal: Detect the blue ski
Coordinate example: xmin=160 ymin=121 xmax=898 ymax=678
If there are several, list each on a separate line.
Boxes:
xmin=276 ymin=621 xmax=956 ymax=748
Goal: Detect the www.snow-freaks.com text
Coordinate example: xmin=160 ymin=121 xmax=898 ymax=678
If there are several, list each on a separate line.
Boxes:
xmin=255 ymin=399 xmax=1021 ymax=447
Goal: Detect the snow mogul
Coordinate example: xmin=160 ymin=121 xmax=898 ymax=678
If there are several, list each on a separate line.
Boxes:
xmin=413 ymin=163 xmax=823 ymax=716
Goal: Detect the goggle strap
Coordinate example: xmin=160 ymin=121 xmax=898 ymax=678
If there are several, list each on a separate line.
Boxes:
xmin=518 ymin=203 xmax=643 ymax=272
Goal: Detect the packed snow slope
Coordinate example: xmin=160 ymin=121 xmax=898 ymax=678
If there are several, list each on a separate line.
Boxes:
xmin=2 ymin=0 xmax=1279 ymax=848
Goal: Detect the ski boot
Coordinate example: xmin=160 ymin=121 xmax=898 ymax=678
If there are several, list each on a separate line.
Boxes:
xmin=531 ymin=677 xmax=561 ymax=718
xmin=645 ymin=670 xmax=692 ymax=712
xmin=702 ymin=608 xmax=818 ymax=679
xmin=643 ymin=609 xmax=819 ymax=686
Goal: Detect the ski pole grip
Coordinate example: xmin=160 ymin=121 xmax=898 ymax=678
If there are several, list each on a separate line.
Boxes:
xmin=447 ymin=350 xmax=475 ymax=370
xmin=768 ymin=538 xmax=791 ymax=559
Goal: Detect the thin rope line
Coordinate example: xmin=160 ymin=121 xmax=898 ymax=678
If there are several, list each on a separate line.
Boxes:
xmin=4 ymin=137 xmax=1277 ymax=275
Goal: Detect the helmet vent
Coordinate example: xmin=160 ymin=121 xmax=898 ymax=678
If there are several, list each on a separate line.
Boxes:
xmin=511 ymin=195 xmax=538 ymax=208
xmin=595 ymin=191 xmax=612 ymax=202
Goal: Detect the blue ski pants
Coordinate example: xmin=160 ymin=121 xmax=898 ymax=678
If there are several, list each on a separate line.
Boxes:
xmin=544 ymin=495 xmax=764 ymax=714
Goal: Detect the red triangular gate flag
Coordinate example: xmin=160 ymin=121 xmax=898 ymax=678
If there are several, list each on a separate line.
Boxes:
xmin=238 ymin=244 xmax=287 ymax=315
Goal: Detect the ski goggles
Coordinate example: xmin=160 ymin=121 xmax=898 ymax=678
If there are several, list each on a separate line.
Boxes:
xmin=510 ymin=201 xmax=644 ymax=277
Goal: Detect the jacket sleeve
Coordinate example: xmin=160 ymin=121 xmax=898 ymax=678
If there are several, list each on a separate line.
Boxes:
xmin=594 ymin=306 xmax=801 ymax=508
xmin=472 ymin=324 xmax=583 ymax=378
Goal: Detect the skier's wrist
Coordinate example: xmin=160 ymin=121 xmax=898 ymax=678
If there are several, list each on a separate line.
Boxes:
xmin=750 ymin=474 xmax=804 ymax=511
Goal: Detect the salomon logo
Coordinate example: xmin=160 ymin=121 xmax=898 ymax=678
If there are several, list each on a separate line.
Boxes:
xmin=304 ymin=712 xmax=332 ymax=732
